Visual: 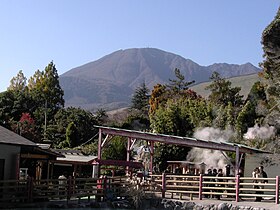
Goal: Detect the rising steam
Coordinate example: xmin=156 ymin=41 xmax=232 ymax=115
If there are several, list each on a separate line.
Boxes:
xmin=243 ymin=125 xmax=276 ymax=140
xmin=186 ymin=127 xmax=234 ymax=171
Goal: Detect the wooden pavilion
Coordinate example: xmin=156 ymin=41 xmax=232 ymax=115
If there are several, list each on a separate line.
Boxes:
xmin=95 ymin=125 xmax=269 ymax=177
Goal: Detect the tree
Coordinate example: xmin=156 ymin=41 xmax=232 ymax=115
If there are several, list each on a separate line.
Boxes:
xmin=8 ymin=70 xmax=27 ymax=92
xmin=150 ymin=97 xmax=207 ymax=171
xmin=0 ymin=90 xmax=35 ymax=129
xmin=28 ymin=62 xmax=65 ymax=139
xmin=47 ymin=107 xmax=98 ymax=148
xmin=131 ymin=82 xmax=150 ymax=112
xmin=15 ymin=113 xmax=39 ymax=142
xmin=167 ymin=68 xmax=195 ymax=94
xmin=28 ymin=62 xmax=64 ymax=110
xmin=102 ymin=136 xmax=127 ymax=160
xmin=206 ymin=72 xmax=243 ymax=107
xmin=261 ymin=7 xmax=280 ymax=105
xmin=95 ymin=108 xmax=108 ymax=123
xmin=235 ymin=101 xmax=256 ymax=136
xmin=246 ymin=81 xmax=267 ymax=106
xmin=65 ymin=122 xmax=79 ymax=148
xmin=149 ymin=84 xmax=167 ymax=115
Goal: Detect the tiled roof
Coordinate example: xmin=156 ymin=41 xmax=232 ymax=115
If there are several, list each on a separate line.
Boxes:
xmin=0 ymin=126 xmax=36 ymax=146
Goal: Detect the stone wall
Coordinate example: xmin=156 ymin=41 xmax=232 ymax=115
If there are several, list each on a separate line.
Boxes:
xmin=161 ymin=199 xmax=268 ymax=210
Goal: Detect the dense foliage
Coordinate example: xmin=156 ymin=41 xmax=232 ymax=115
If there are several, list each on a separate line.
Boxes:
xmin=0 ymin=62 xmax=101 ymax=149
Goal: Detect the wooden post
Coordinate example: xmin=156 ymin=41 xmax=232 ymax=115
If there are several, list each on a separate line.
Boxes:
xmin=98 ymin=129 xmax=102 ymax=160
xmin=126 ymin=138 xmax=131 ymax=175
xmin=103 ymin=176 xmax=107 ymax=201
xmin=276 ymin=176 xmax=279 ymax=204
xmin=47 ymin=160 xmax=50 ymax=180
xmin=235 ymin=146 xmax=240 ymax=176
xmin=15 ymin=154 xmax=20 ymax=180
xmin=67 ymin=176 xmax=73 ymax=204
xmin=27 ymin=176 xmax=33 ymax=202
xmin=150 ymin=141 xmax=154 ymax=174
xmin=162 ymin=173 xmax=166 ymax=198
xmin=97 ymin=129 xmax=102 ymax=177
xmin=235 ymin=174 xmax=240 ymax=202
xmin=199 ymin=174 xmax=203 ymax=200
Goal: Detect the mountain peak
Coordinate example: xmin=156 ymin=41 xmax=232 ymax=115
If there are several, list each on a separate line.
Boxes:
xmin=60 ymin=48 xmax=261 ymax=111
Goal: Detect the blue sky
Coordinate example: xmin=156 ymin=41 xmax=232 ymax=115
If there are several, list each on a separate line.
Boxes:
xmin=0 ymin=0 xmax=279 ymax=91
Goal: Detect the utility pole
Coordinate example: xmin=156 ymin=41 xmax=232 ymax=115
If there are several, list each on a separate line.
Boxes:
xmin=44 ymin=99 xmax=47 ymax=139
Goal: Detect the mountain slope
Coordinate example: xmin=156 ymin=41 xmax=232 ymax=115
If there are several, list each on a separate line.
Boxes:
xmin=60 ymin=48 xmax=261 ymax=111
xmin=190 ymin=73 xmax=260 ymax=98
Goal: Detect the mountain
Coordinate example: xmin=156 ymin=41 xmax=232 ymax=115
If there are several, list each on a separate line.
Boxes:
xmin=60 ymin=48 xmax=261 ymax=111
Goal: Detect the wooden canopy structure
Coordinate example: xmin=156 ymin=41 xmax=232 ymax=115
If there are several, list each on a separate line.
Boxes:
xmin=95 ymin=125 xmax=269 ymax=176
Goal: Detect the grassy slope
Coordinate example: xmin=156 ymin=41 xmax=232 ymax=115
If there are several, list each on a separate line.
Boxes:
xmin=190 ymin=73 xmax=260 ymax=98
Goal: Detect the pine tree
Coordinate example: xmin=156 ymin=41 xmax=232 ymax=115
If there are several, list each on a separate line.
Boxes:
xmin=131 ymin=82 xmax=149 ymax=112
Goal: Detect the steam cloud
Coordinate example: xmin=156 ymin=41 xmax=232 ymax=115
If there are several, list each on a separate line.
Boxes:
xmin=243 ymin=125 xmax=276 ymax=140
xmin=186 ymin=127 xmax=234 ymax=171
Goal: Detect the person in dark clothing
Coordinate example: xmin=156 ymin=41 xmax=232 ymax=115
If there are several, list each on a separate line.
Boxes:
xmin=215 ymin=169 xmax=223 ymax=200
xmin=257 ymin=166 xmax=268 ymax=201
xmin=204 ymin=169 xmax=213 ymax=198
xmin=259 ymin=166 xmax=268 ymax=180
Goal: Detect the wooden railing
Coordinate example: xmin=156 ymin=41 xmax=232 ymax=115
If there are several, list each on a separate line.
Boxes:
xmin=0 ymin=174 xmax=279 ymax=205
xmin=0 ymin=176 xmax=130 ymax=204
xmin=149 ymin=174 xmax=280 ymax=204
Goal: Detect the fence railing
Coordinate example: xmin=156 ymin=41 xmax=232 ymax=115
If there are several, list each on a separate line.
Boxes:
xmin=0 ymin=176 xmax=130 ymax=204
xmin=0 ymin=174 xmax=279 ymax=205
xmin=149 ymin=173 xmax=280 ymax=204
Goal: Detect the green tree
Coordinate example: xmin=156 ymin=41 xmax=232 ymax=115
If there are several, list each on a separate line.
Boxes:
xmin=235 ymin=101 xmax=256 ymax=136
xmin=261 ymin=7 xmax=280 ymax=105
xmin=131 ymin=82 xmax=150 ymax=112
xmin=247 ymin=81 xmax=267 ymax=105
xmin=206 ymin=72 xmax=243 ymax=107
xmin=65 ymin=122 xmax=79 ymax=148
xmin=0 ymin=90 xmax=35 ymax=129
xmin=47 ymin=107 xmax=98 ymax=148
xmin=28 ymin=62 xmax=64 ymax=110
xmin=167 ymin=68 xmax=195 ymax=94
xmin=102 ymin=136 xmax=127 ymax=160
xmin=28 ymin=62 xmax=64 ymax=139
xmin=150 ymin=97 xmax=207 ymax=171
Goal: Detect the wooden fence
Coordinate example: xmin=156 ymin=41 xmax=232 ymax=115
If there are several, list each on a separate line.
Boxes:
xmin=0 ymin=174 xmax=279 ymax=205
xmin=0 ymin=176 xmax=129 ymax=204
xmin=150 ymin=173 xmax=280 ymax=204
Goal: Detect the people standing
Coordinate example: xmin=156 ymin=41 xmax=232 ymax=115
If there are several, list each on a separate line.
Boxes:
xmin=252 ymin=167 xmax=262 ymax=201
xmin=258 ymin=165 xmax=268 ymax=201
xmin=215 ymin=169 xmax=224 ymax=200
xmin=204 ymin=169 xmax=213 ymax=198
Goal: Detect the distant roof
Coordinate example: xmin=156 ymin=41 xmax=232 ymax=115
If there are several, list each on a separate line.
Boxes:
xmin=91 ymin=159 xmax=143 ymax=169
xmin=95 ymin=125 xmax=270 ymax=154
xmin=0 ymin=126 xmax=36 ymax=146
xmin=54 ymin=149 xmax=97 ymax=164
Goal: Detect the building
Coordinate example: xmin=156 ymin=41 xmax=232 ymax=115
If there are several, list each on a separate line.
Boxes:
xmin=0 ymin=126 xmax=61 ymax=180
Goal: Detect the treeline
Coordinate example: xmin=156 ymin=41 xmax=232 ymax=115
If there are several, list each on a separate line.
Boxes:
xmin=0 ymin=62 xmax=105 ymax=155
